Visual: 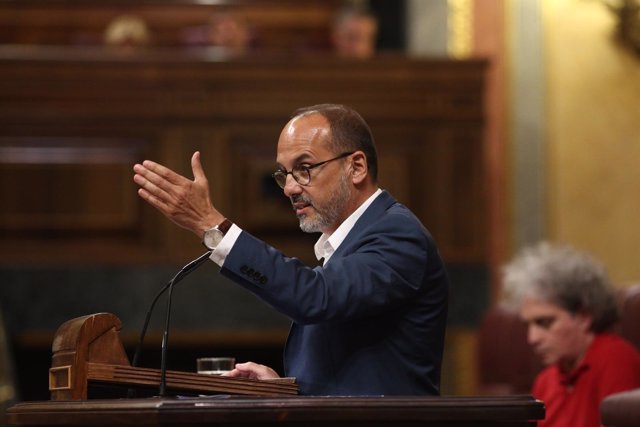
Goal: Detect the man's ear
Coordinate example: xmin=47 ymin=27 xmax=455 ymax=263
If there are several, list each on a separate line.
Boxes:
xmin=349 ymin=151 xmax=368 ymax=185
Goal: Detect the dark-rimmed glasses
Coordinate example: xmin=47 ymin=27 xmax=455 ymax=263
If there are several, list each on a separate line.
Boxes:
xmin=272 ymin=151 xmax=354 ymax=189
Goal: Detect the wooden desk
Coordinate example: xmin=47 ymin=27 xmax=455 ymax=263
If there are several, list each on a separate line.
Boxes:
xmin=8 ymin=395 xmax=544 ymax=427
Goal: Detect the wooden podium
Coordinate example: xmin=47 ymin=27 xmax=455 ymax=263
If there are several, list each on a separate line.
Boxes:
xmin=47 ymin=313 xmax=297 ymax=400
xmin=7 ymin=313 xmax=545 ymax=426
xmin=8 ymin=395 xmax=544 ymax=427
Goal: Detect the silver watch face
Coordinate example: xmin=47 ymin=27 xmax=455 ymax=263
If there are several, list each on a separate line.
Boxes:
xmin=203 ymin=228 xmax=224 ymax=250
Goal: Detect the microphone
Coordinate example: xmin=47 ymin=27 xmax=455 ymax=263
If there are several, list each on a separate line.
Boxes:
xmin=128 ymin=250 xmax=212 ymax=397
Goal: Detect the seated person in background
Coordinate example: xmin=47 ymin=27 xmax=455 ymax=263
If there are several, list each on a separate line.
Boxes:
xmin=331 ymin=6 xmax=378 ymax=59
xmin=502 ymin=242 xmax=640 ymax=427
xmin=206 ymin=12 xmax=251 ymax=55
xmin=104 ymin=14 xmax=151 ymax=50
xmin=133 ymin=103 xmax=448 ymax=396
xmin=181 ymin=11 xmax=251 ymax=55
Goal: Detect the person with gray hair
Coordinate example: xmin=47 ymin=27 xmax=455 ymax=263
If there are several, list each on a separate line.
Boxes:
xmin=502 ymin=242 xmax=640 ymax=427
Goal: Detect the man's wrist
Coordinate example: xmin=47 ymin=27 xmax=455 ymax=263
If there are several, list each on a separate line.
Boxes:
xmin=202 ymin=218 xmax=233 ymax=250
xmin=209 ymin=223 xmax=242 ymax=267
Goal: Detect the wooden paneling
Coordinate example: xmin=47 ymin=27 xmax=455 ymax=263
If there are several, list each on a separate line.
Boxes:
xmin=0 ymin=139 xmax=143 ymax=232
xmin=0 ymin=46 xmax=487 ymax=266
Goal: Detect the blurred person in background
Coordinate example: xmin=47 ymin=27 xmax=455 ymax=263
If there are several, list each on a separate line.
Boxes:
xmin=502 ymin=242 xmax=640 ymax=427
xmin=205 ymin=12 xmax=252 ymax=55
xmin=104 ymin=14 xmax=151 ymax=50
xmin=331 ymin=5 xmax=378 ymax=59
xmin=181 ymin=11 xmax=252 ymax=55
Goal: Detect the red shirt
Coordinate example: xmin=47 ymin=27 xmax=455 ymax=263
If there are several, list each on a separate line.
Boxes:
xmin=532 ymin=333 xmax=640 ymax=427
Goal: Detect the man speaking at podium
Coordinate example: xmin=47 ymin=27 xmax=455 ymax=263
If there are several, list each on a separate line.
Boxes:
xmin=133 ymin=104 xmax=449 ymax=396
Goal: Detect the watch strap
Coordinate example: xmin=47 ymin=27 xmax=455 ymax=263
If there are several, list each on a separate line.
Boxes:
xmin=216 ymin=218 xmax=233 ymax=235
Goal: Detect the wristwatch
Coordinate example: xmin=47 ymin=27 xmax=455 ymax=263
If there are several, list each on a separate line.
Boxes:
xmin=202 ymin=218 xmax=233 ymax=250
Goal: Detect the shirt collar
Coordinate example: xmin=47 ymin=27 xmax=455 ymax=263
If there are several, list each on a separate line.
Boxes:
xmin=559 ymin=364 xmax=589 ymax=387
xmin=558 ymin=334 xmax=601 ymax=387
xmin=314 ymin=188 xmax=382 ymax=264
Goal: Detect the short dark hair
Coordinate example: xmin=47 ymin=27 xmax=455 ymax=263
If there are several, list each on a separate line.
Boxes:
xmin=290 ymin=103 xmax=378 ymax=182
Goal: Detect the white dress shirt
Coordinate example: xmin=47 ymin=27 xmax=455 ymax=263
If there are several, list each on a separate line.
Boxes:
xmin=313 ymin=188 xmax=382 ymax=265
xmin=210 ymin=188 xmax=383 ymax=267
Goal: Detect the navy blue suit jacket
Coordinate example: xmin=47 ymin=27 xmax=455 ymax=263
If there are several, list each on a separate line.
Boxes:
xmin=220 ymin=191 xmax=448 ymax=395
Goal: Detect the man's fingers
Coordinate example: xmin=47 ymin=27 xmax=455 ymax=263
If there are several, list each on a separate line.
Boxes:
xmin=222 ymin=368 xmax=246 ymax=378
xmin=230 ymin=362 xmax=279 ymax=380
xmin=134 ymin=160 xmax=190 ymax=199
xmin=141 ymin=159 xmax=187 ymax=187
xmin=133 ymin=168 xmax=173 ymax=205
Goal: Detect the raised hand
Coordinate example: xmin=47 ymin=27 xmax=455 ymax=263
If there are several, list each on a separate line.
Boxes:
xmin=133 ymin=151 xmax=224 ymax=236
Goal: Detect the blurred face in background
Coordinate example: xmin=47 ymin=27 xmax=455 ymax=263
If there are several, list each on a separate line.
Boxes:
xmin=519 ymin=296 xmax=594 ymax=373
xmin=208 ymin=13 xmax=250 ymax=53
xmin=332 ymin=14 xmax=377 ymax=60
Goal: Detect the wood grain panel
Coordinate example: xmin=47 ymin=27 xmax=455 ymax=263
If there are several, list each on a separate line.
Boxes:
xmin=0 ymin=46 xmax=487 ymax=265
xmin=0 ymin=139 xmax=144 ymax=232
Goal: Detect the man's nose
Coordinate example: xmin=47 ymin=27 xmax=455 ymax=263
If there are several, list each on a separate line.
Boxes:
xmin=283 ymin=174 xmax=302 ymax=197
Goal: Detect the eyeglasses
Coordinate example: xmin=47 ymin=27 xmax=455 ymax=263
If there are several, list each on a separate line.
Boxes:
xmin=272 ymin=151 xmax=354 ymax=189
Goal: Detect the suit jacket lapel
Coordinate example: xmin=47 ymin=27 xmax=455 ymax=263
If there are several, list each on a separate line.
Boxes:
xmin=328 ymin=190 xmax=397 ymax=261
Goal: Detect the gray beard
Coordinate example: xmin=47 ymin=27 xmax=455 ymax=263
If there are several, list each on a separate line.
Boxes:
xmin=298 ymin=173 xmax=351 ymax=233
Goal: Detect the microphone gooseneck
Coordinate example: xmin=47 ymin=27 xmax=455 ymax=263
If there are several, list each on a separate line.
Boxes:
xmin=158 ymin=250 xmax=212 ymax=396
xmin=128 ymin=250 xmax=212 ymax=397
